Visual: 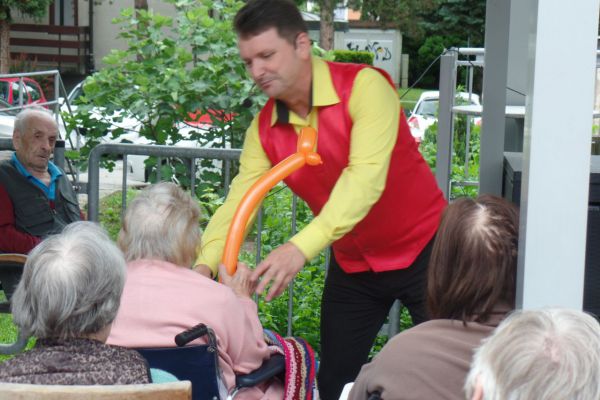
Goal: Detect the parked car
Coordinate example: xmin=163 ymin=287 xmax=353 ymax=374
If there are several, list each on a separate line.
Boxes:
xmin=0 ymin=99 xmax=18 ymax=138
xmin=61 ymin=80 xmax=230 ymax=182
xmin=0 ymin=98 xmax=67 ymax=139
xmin=0 ymin=77 xmax=49 ymax=108
xmin=407 ymin=91 xmax=481 ymax=142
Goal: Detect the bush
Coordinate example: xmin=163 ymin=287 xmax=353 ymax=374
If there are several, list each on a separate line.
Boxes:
xmin=332 ymin=50 xmax=374 ymax=65
xmin=419 ymin=116 xmax=480 ymax=199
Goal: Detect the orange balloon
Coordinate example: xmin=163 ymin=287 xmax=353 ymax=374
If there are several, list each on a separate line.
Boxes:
xmin=221 ymin=127 xmax=322 ymax=276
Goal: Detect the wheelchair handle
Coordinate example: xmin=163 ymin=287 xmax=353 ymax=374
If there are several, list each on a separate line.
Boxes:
xmin=175 ymin=323 xmax=209 ymax=347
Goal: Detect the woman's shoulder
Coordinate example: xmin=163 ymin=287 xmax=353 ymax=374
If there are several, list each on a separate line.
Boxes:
xmin=378 ymin=319 xmax=494 ymax=360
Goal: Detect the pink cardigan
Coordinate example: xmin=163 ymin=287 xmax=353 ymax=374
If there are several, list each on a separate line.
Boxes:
xmin=107 ymin=259 xmax=283 ymax=399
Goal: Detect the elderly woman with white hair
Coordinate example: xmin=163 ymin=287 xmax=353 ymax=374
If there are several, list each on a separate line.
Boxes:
xmin=107 ymin=182 xmax=283 ymax=399
xmin=465 ymin=308 xmax=600 ymax=400
xmin=0 ymin=222 xmax=151 ymax=385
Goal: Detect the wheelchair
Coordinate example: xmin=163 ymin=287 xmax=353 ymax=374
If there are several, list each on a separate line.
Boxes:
xmin=135 ymin=322 xmax=285 ymax=400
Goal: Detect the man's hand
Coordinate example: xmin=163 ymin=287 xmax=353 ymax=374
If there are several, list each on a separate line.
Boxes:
xmin=193 ymin=264 xmax=213 ymax=278
xmin=218 ymin=262 xmax=257 ymax=298
xmin=251 ymin=242 xmax=306 ymax=301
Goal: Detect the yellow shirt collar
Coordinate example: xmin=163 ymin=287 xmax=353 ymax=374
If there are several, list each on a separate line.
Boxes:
xmin=270 ymin=57 xmax=340 ymax=127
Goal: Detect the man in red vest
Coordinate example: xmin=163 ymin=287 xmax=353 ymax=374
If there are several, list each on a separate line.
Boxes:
xmin=195 ymin=0 xmax=446 ymax=397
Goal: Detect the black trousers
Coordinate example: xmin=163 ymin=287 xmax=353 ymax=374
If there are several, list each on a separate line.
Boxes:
xmin=316 ymin=239 xmax=433 ymax=400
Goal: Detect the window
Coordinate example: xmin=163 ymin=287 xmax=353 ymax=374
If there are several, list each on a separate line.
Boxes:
xmin=0 ymin=82 xmax=8 ymax=103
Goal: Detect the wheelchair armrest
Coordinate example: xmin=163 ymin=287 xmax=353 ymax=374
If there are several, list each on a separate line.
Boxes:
xmin=235 ymin=354 xmax=285 ymax=389
xmin=0 ymin=254 xmax=27 ymax=264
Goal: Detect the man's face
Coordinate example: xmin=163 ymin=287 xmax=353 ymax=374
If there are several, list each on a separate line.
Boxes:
xmin=238 ymin=27 xmax=310 ymax=100
xmin=13 ymin=113 xmax=58 ymax=174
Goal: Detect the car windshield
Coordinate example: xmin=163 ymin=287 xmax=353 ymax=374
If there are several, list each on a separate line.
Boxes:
xmin=68 ymin=84 xmax=83 ymax=104
xmin=415 ymin=95 xmax=479 ymax=117
xmin=416 ymin=99 xmax=438 ymax=116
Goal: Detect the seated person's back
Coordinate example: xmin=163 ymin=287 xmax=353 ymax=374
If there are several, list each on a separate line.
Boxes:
xmin=0 ymin=107 xmax=81 ymax=254
xmin=0 ymin=222 xmax=150 ymax=385
xmin=107 ymin=182 xmax=283 ymax=399
xmin=349 ymin=195 xmax=519 ymax=400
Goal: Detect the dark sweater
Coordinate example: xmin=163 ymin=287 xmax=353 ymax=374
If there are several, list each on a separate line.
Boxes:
xmin=0 ymin=159 xmax=81 ymax=253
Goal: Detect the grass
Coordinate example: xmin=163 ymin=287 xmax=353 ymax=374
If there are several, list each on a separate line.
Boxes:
xmin=95 ymin=189 xmax=140 ymax=240
xmin=0 ymin=292 xmax=36 ymax=362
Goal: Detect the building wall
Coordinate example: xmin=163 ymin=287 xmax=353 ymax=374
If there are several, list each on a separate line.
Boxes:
xmin=93 ymin=1 xmax=177 ymax=70
xmin=334 ymin=28 xmax=402 ymax=86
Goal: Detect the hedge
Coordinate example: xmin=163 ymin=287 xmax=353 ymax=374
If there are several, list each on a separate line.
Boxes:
xmin=332 ymin=50 xmax=374 ymax=65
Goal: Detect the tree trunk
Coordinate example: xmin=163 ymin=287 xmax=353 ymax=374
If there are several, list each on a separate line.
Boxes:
xmin=319 ymin=0 xmax=334 ymax=51
xmin=134 ymin=0 xmax=148 ymax=10
xmin=0 ymin=18 xmax=10 ymax=74
xmin=134 ymin=0 xmax=148 ymax=62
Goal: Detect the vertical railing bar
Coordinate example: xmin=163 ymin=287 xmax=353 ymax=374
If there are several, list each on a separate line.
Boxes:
xmin=464 ymin=65 xmax=474 ymax=180
xmin=121 ymin=154 xmax=128 ymax=219
xmin=224 ymin=159 xmax=231 ymax=197
xmin=287 ymin=193 xmax=298 ymax=336
xmin=18 ymin=77 xmax=24 ymax=107
xmin=253 ymin=207 xmax=264 ymax=304
xmin=190 ymin=157 xmax=196 ymax=198
xmin=156 ymin=157 xmax=162 ymax=181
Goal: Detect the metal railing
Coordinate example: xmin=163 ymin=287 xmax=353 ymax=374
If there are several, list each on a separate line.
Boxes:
xmin=87 ymin=143 xmax=241 ymax=221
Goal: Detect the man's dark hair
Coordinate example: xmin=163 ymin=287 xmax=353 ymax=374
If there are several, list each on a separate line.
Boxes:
xmin=427 ymin=194 xmax=519 ymax=323
xmin=234 ymin=0 xmax=308 ymax=44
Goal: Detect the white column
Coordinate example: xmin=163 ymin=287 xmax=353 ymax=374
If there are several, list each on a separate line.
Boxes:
xmin=517 ymin=0 xmax=600 ymax=309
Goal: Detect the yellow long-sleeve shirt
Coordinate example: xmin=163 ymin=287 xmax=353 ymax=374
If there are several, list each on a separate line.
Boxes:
xmin=196 ymin=57 xmax=401 ymax=275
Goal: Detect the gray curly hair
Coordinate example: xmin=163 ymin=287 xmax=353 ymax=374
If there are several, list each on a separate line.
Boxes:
xmin=11 ymin=222 xmax=126 ymax=339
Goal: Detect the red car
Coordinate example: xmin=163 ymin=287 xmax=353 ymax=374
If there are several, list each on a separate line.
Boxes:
xmin=0 ymin=77 xmax=48 ymax=107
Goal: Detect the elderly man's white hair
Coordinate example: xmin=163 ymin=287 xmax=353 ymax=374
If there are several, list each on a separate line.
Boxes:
xmin=465 ymin=308 xmax=600 ymax=400
xmin=13 ymin=106 xmax=55 ymax=133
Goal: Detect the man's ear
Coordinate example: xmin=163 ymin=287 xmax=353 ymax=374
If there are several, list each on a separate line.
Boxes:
xmin=12 ymin=130 xmax=21 ymax=151
xmin=295 ymin=32 xmax=312 ymax=59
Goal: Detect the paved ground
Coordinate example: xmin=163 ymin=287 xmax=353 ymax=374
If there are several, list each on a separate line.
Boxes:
xmin=76 ymin=163 xmax=147 ymax=208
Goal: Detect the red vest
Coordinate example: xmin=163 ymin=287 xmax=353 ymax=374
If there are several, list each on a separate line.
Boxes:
xmin=258 ymin=61 xmax=446 ymax=273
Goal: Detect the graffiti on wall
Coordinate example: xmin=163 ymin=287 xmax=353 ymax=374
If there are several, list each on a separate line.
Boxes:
xmin=346 ymin=40 xmax=392 ymax=61
xmin=342 ymin=37 xmax=397 ymax=84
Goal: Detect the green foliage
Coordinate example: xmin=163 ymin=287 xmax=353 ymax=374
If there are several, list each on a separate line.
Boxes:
xmin=401 ymin=0 xmax=486 ymax=86
xmin=419 ymin=112 xmax=480 ymax=199
xmin=0 ymin=0 xmax=53 ymax=21
xmin=422 ymin=0 xmax=486 ymax=47
xmin=64 ymin=0 xmax=260 ymax=198
xmin=414 ymin=35 xmax=458 ymax=88
xmin=332 ymin=50 xmax=374 ymax=65
xmin=347 ymin=0 xmax=437 ymax=38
